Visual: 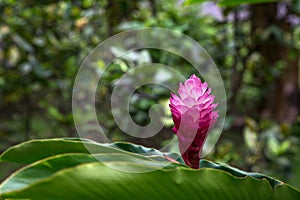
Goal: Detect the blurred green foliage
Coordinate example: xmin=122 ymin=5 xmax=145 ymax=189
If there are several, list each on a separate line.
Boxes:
xmin=0 ymin=0 xmax=299 ymax=188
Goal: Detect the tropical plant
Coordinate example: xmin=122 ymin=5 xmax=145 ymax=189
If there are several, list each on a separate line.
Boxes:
xmin=0 ymin=138 xmax=299 ymax=199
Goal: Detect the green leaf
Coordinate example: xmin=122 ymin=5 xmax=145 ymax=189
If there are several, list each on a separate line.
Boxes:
xmin=218 ymin=0 xmax=278 ymax=6
xmin=184 ymin=0 xmax=208 ymax=5
xmin=1 ymin=162 xmax=276 ymax=200
xmin=0 ymin=153 xmax=98 ymax=194
xmin=0 ymin=139 xmax=175 ymax=165
xmin=0 ymin=153 xmax=183 ymax=195
xmin=0 ymin=139 xmax=299 ymax=199
xmin=0 ymin=138 xmax=123 ymax=164
xmin=200 ymin=159 xmax=282 ymax=187
xmin=107 ymin=142 xmax=185 ymax=163
xmin=275 ymin=184 xmax=300 ymax=200
xmin=243 ymin=127 xmax=258 ymax=151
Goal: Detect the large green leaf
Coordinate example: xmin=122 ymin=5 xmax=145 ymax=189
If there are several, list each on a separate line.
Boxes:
xmin=275 ymin=184 xmax=300 ymax=200
xmin=200 ymin=159 xmax=281 ymax=187
xmin=0 ymin=153 xmax=98 ymax=194
xmin=0 ymin=138 xmax=152 ymax=164
xmin=0 ymin=153 xmax=184 ymax=195
xmin=107 ymin=141 xmax=185 ymax=163
xmin=0 ymin=139 xmax=299 ymax=199
xmin=0 ymin=162 xmax=276 ymax=199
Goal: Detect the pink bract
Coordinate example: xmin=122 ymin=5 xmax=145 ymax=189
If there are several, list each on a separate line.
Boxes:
xmin=169 ymin=74 xmax=218 ymax=169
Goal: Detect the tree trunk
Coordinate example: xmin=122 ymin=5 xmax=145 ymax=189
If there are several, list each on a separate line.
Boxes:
xmin=250 ymin=3 xmax=300 ymax=124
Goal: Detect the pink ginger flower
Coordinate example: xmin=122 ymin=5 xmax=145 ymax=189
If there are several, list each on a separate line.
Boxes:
xmin=169 ymin=74 xmax=218 ymax=169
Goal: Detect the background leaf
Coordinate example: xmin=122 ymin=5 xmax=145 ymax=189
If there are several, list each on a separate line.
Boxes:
xmin=184 ymin=0 xmax=278 ymax=6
